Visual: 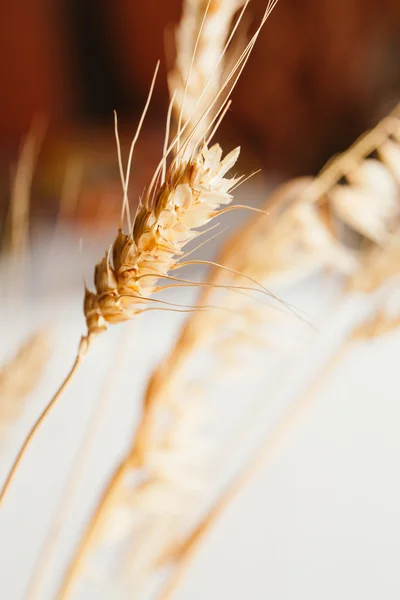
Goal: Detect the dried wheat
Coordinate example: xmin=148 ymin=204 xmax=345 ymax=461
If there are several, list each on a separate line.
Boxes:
xmin=52 ymin=2 xmax=283 ymax=596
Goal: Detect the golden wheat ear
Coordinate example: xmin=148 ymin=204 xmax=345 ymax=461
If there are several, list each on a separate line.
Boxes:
xmin=50 ymin=1 xmax=284 ymax=595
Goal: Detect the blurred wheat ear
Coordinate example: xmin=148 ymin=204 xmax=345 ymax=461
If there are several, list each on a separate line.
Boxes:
xmin=0 ymin=123 xmax=54 ymax=448
xmin=152 ymin=105 xmax=400 ymax=600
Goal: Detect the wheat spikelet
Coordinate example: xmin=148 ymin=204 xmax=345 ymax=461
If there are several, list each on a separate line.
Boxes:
xmin=0 ymin=330 xmax=52 ymax=439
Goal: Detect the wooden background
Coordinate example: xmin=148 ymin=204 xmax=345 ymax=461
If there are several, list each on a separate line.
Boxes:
xmin=0 ymin=0 xmax=399 ymax=216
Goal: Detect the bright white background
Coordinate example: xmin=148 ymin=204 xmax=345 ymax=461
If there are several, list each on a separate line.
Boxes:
xmin=1 ymin=197 xmax=399 ymax=600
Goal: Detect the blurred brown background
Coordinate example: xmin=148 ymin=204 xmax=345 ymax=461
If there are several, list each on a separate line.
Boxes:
xmin=0 ymin=0 xmax=399 ymax=220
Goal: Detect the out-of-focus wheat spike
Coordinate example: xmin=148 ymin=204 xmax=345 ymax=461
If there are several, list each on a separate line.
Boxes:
xmin=120 ymin=104 xmax=400 ymax=598
xmin=156 ymin=341 xmax=350 ymax=600
xmin=283 ymin=109 xmax=399 ymax=217
xmin=0 ymin=330 xmax=52 ymax=440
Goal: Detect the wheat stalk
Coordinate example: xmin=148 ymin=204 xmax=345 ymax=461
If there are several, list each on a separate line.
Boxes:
xmin=0 ymin=335 xmax=90 ymax=503
xmin=25 ymin=327 xmax=132 ymax=600
xmin=9 ymin=1 xmax=398 ymax=595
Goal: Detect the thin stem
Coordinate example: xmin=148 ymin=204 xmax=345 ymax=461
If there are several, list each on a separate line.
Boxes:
xmin=26 ymin=329 xmax=130 ymax=600
xmin=0 ymin=335 xmax=92 ymax=504
xmin=156 ymin=342 xmax=349 ymax=600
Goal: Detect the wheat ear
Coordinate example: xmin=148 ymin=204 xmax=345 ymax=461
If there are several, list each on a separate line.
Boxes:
xmin=53 ymin=2 xmax=282 ymax=594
